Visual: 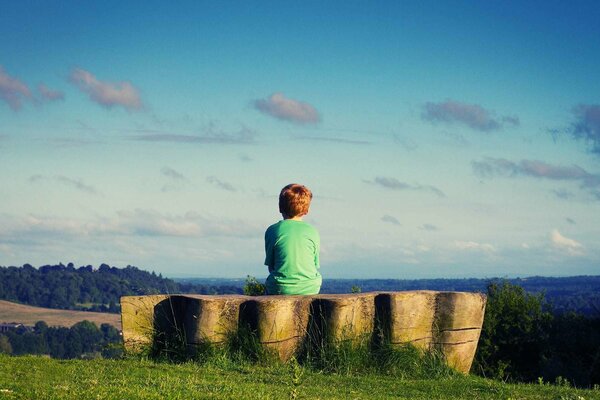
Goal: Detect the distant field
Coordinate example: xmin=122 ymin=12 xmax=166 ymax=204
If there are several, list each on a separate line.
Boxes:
xmin=0 ymin=300 xmax=121 ymax=329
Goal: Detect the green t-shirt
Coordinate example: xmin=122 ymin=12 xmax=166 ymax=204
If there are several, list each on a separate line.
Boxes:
xmin=264 ymin=219 xmax=321 ymax=295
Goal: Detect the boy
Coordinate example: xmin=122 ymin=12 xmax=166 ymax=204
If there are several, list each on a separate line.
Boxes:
xmin=264 ymin=183 xmax=321 ymax=295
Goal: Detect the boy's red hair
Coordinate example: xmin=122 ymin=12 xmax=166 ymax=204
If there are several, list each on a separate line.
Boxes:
xmin=279 ymin=184 xmax=312 ymax=218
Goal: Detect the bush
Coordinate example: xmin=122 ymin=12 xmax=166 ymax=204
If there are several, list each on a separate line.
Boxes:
xmin=474 ymin=281 xmax=553 ymax=382
xmin=243 ymin=275 xmax=266 ymax=296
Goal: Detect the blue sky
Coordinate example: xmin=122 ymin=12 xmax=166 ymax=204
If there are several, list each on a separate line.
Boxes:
xmin=1 ymin=1 xmax=599 ymax=278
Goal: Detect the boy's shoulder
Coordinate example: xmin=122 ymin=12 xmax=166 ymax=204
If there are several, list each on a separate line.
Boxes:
xmin=265 ymin=220 xmax=319 ymax=234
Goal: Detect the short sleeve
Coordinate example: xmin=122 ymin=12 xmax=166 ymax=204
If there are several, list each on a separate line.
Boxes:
xmin=313 ymin=230 xmax=320 ymax=269
xmin=264 ymin=227 xmax=274 ymax=270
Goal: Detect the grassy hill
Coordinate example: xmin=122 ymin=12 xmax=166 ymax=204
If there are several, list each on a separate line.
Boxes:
xmin=0 ymin=355 xmax=598 ymax=400
xmin=0 ymin=300 xmax=121 ymax=329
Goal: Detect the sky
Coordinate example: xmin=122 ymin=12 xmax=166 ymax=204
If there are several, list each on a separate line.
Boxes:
xmin=1 ymin=1 xmax=600 ymax=279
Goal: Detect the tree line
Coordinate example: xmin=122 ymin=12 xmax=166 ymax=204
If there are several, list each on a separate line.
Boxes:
xmin=0 ymin=263 xmax=242 ymax=313
xmin=0 ymin=321 xmax=122 ymax=359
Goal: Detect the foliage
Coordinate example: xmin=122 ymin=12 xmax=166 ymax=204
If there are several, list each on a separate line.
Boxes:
xmin=474 ymin=280 xmax=600 ymax=387
xmin=2 ymin=354 xmax=600 ymax=400
xmin=2 ymin=320 xmax=122 ymax=359
xmin=243 ymin=275 xmax=266 ymax=296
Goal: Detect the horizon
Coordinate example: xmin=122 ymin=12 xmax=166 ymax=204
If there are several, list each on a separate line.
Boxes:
xmin=1 ymin=2 xmax=600 ymax=279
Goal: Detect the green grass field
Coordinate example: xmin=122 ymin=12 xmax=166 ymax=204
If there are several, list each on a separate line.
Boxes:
xmin=0 ymin=355 xmax=598 ymax=400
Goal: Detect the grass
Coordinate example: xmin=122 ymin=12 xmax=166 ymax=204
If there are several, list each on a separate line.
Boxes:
xmin=0 ymin=300 xmax=121 ymax=328
xmin=1 ymin=354 xmax=599 ymax=399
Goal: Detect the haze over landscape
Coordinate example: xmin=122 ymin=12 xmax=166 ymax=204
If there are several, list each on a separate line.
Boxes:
xmin=1 ymin=1 xmax=599 ymax=278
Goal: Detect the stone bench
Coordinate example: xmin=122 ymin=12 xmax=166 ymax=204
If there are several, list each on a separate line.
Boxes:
xmin=120 ymin=291 xmax=486 ymax=373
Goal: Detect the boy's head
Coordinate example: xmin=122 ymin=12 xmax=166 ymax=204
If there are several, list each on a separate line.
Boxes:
xmin=279 ymin=183 xmax=312 ymax=219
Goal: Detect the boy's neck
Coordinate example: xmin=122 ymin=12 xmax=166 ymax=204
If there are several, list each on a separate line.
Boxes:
xmin=283 ymin=214 xmax=303 ymax=221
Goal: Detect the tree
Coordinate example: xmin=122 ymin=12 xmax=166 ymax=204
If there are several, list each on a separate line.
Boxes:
xmin=474 ymin=281 xmax=552 ymax=382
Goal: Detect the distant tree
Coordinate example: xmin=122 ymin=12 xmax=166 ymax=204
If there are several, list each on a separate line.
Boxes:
xmin=34 ymin=321 xmax=49 ymax=334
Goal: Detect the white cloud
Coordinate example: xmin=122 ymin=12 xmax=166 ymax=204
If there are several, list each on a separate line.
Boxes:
xmin=454 ymin=240 xmax=496 ymax=253
xmin=550 ymin=229 xmax=584 ymax=256
xmin=253 ymin=92 xmax=320 ymax=124
xmin=69 ymin=68 xmax=142 ymax=111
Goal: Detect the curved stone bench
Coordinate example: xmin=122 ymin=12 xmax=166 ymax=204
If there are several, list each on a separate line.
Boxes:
xmin=121 ymin=291 xmax=486 ymax=373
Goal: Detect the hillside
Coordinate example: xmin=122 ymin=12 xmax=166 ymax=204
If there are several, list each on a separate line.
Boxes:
xmin=0 ymin=300 xmax=121 ymax=329
xmin=0 ymin=355 xmax=598 ymax=400
xmin=0 ymin=263 xmax=241 ymax=313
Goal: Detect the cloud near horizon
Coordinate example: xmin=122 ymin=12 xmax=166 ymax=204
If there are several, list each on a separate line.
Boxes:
xmin=369 ymin=176 xmax=446 ymax=198
xmin=0 ymin=66 xmax=32 ymax=110
xmin=550 ymin=229 xmax=583 ymax=256
xmin=253 ymin=92 xmax=320 ymax=124
xmin=69 ymin=68 xmax=142 ymax=111
xmin=454 ymin=240 xmax=496 ymax=253
xmin=422 ymin=99 xmax=519 ymax=132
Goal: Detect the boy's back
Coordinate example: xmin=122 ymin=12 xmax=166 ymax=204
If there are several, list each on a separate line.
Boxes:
xmin=264 ymin=183 xmax=321 ymax=295
xmin=264 ymin=219 xmax=321 ymax=295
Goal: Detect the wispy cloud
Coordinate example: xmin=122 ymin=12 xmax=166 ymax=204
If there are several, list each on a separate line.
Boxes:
xmin=239 ymin=153 xmax=253 ymax=162
xmin=393 ymin=135 xmax=418 ymax=151
xmin=550 ymin=229 xmax=583 ymax=256
xmin=0 ymin=210 xmax=260 ymax=240
xmin=454 ymin=240 xmax=496 ymax=253
xmin=381 ymin=215 xmax=401 ymax=226
xmin=368 ymin=176 xmax=446 ymax=198
xmin=207 ymin=176 xmax=237 ymax=192
xmin=0 ymin=66 xmax=32 ymax=110
xmin=161 ymin=166 xmax=187 ymax=192
xmin=131 ymin=126 xmax=256 ymax=144
xmin=38 ymin=83 xmax=64 ymax=102
xmin=69 ymin=68 xmax=142 ymax=111
xmin=253 ymin=93 xmax=320 ymax=124
xmin=293 ymin=136 xmax=371 ymax=145
xmin=552 ymin=189 xmax=575 ymax=200
xmin=558 ymin=104 xmax=600 ymax=154
xmin=161 ymin=166 xmax=185 ymax=181
xmin=29 ymin=174 xmax=97 ymax=194
xmin=472 ymin=157 xmax=600 ymax=195
xmin=422 ymin=99 xmax=519 ymax=132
